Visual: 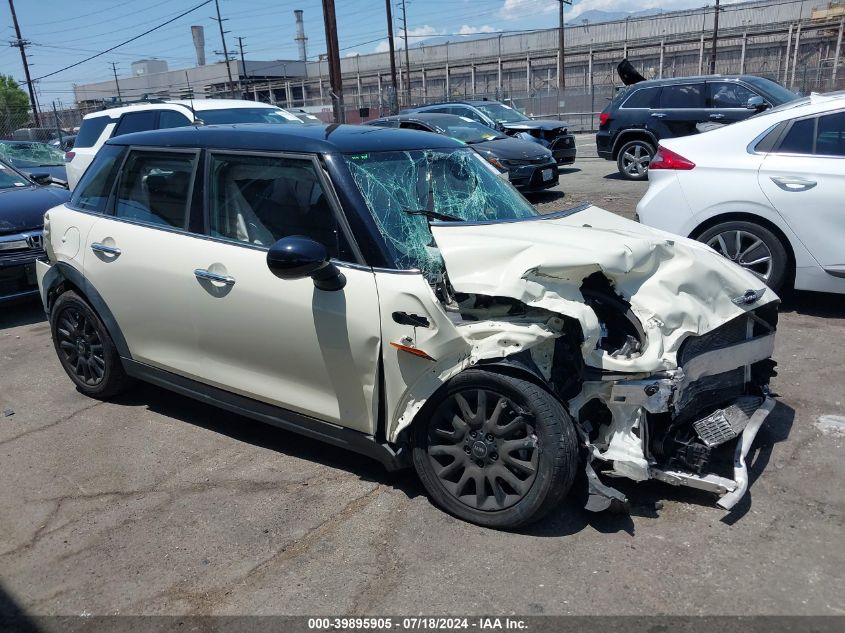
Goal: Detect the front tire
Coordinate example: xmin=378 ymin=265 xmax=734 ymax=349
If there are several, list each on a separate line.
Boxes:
xmin=616 ymin=139 xmax=654 ymax=181
xmin=696 ymin=220 xmax=789 ymax=293
xmin=50 ymin=290 xmax=130 ymax=399
xmin=412 ymin=369 xmax=578 ymax=529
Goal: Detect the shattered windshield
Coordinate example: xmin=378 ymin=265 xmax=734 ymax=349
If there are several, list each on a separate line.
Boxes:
xmin=474 ymin=103 xmax=529 ymax=124
xmin=0 ymin=142 xmax=65 ymax=167
xmin=344 ymin=148 xmax=538 ymax=277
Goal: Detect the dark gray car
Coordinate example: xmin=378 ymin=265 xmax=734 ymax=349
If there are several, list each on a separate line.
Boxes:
xmin=366 ymin=113 xmax=560 ymax=192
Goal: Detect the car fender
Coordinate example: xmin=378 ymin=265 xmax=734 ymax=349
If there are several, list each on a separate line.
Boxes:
xmin=685 ymin=200 xmax=818 ymax=270
xmin=42 ymin=260 xmax=131 ymax=358
xmin=611 ymin=129 xmax=659 ymax=157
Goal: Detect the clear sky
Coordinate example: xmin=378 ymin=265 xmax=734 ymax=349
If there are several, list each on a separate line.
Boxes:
xmin=0 ymin=0 xmax=721 ymax=107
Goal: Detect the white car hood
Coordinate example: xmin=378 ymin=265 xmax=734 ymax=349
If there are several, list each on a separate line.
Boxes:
xmin=431 ymin=205 xmax=777 ymax=373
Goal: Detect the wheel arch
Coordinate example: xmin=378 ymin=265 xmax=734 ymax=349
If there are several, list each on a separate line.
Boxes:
xmin=688 ymin=211 xmax=797 ymax=284
xmin=46 ymin=262 xmax=132 ymax=359
xmin=611 ymin=129 xmax=658 ymax=159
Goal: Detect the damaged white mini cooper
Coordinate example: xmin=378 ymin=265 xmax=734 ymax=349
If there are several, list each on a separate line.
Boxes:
xmin=37 ymin=124 xmax=779 ymax=528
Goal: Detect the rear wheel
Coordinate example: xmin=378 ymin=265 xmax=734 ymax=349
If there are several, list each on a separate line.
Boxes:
xmin=696 ymin=220 xmax=789 ymax=293
xmin=50 ymin=290 xmax=130 ymax=399
xmin=616 ymin=139 xmax=654 ymax=181
xmin=412 ymin=369 xmax=578 ymax=529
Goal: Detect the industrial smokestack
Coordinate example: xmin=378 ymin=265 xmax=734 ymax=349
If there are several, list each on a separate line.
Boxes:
xmin=294 ymin=10 xmax=307 ymax=62
xmin=191 ymin=25 xmax=206 ymax=66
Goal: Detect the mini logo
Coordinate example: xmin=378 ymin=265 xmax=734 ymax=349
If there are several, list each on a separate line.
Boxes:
xmin=732 ymin=288 xmax=766 ymax=306
xmin=26 ymin=234 xmax=43 ymax=249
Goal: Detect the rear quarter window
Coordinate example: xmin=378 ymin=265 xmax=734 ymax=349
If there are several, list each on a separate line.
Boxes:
xmin=621 ymin=87 xmax=660 ymax=109
xmin=74 ymin=116 xmax=113 ymax=148
xmin=113 ymin=111 xmax=158 ymax=137
xmin=69 ymin=145 xmax=125 ymax=213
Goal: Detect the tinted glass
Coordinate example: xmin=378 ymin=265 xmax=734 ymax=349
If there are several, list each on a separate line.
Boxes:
xmin=708 ymin=82 xmax=758 ymax=108
xmin=744 ymin=77 xmax=799 ymax=106
xmin=815 ymin=111 xmax=845 ymax=157
xmin=777 ymin=117 xmax=815 ymax=154
xmin=113 ymin=111 xmax=158 ymax=137
xmin=208 ymin=153 xmax=347 ymax=259
xmin=73 ymin=116 xmax=112 ymax=148
xmin=159 ymin=110 xmax=192 ymax=129
xmin=70 ymin=145 xmax=124 ymax=213
xmin=622 ymin=87 xmax=659 ymax=108
xmin=659 ymin=84 xmax=704 ymax=108
xmin=474 ymin=103 xmax=528 ymax=123
xmin=197 ymin=107 xmax=304 ymax=125
xmin=115 ymin=151 xmax=196 ymax=228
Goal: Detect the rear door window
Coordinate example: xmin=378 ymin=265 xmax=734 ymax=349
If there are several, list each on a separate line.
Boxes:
xmin=68 ymin=145 xmax=124 ymax=212
xmin=621 ymin=87 xmax=660 ymax=109
xmin=658 ymin=84 xmax=704 ymax=109
xmin=74 ymin=116 xmax=113 ymax=148
xmin=112 ymin=111 xmax=158 ymax=137
xmin=158 ymin=110 xmax=192 ymax=129
xmin=815 ymin=111 xmax=845 ymax=157
xmin=114 ymin=150 xmax=197 ymax=228
xmin=776 ymin=117 xmax=815 ymax=155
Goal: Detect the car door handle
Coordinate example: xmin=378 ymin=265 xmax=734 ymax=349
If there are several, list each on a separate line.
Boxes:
xmin=194 ymin=269 xmax=236 ymax=286
xmin=709 ymin=113 xmax=725 ymax=119
xmin=91 ymin=242 xmax=121 ymax=256
xmin=770 ymin=176 xmax=817 ymax=192
xmin=650 ymin=112 xmax=666 ymax=118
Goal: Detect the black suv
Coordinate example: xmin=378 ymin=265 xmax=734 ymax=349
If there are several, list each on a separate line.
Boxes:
xmin=403 ymin=100 xmax=577 ymax=165
xmin=596 ymin=72 xmax=797 ymax=180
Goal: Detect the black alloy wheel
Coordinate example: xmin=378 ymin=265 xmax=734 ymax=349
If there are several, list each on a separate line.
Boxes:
xmin=412 ymin=369 xmax=578 ymax=529
xmin=50 ymin=290 xmax=130 ymax=399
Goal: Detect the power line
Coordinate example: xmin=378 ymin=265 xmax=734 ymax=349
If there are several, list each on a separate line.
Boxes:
xmin=29 ymin=0 xmax=214 ymax=82
xmin=7 ymin=0 xmax=40 ymax=126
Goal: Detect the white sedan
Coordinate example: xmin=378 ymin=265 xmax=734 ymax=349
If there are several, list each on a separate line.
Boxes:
xmin=637 ymin=91 xmax=845 ymax=294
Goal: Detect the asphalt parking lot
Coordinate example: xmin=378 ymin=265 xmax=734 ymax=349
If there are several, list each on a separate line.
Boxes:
xmin=1 ymin=134 xmax=843 ymax=617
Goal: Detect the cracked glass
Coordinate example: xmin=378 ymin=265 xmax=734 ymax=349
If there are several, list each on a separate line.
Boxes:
xmin=344 ymin=148 xmax=538 ymax=278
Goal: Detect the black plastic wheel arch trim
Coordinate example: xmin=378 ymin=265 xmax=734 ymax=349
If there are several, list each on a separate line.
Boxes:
xmin=42 ymin=261 xmax=132 ymax=359
xmin=121 ymin=358 xmax=409 ymax=472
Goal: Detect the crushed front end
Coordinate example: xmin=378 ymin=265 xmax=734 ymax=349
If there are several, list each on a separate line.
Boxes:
xmin=567 ymin=302 xmax=778 ymax=511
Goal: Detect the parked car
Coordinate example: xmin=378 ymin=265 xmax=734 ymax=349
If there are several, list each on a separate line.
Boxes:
xmin=637 ymin=91 xmax=845 ymax=294
xmin=291 ymin=109 xmax=323 ymax=123
xmin=49 ymin=134 xmax=76 ymax=152
xmin=38 ymin=124 xmax=779 ymax=528
xmin=403 ymin=99 xmax=577 ymax=165
xmin=12 ymin=127 xmax=68 ymax=143
xmin=66 ymin=99 xmax=305 ymax=190
xmin=0 ymin=158 xmax=70 ymax=302
xmin=597 ymin=63 xmax=798 ymax=180
xmin=0 ymin=141 xmax=68 ymax=186
xmin=366 ymin=113 xmax=559 ymax=192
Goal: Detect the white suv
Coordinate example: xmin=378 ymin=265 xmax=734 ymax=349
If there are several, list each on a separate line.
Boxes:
xmin=38 ymin=123 xmax=780 ymax=528
xmin=65 ymin=99 xmax=303 ymax=190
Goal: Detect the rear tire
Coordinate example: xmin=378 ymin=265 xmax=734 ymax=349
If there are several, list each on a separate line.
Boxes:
xmin=616 ymin=139 xmax=654 ymax=181
xmin=412 ymin=369 xmax=578 ymax=529
xmin=50 ymin=290 xmax=131 ymax=399
xmin=696 ymin=220 xmax=789 ymax=293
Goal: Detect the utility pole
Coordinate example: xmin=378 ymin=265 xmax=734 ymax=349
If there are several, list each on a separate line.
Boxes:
xmin=399 ymin=0 xmax=411 ymax=105
xmin=237 ymin=37 xmax=247 ymax=98
xmin=321 ymin=0 xmax=344 ymax=122
xmin=709 ymin=0 xmax=720 ymax=74
xmin=8 ymin=0 xmax=40 ymax=126
xmin=212 ymin=0 xmax=236 ymax=97
xmin=110 ymin=62 xmax=123 ymax=102
xmin=557 ymin=0 xmax=571 ymax=90
xmin=385 ymin=0 xmax=399 ymax=113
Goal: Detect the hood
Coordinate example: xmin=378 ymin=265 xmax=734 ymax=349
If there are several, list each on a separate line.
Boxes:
xmin=15 ymin=164 xmax=67 ymax=184
xmin=430 ymin=205 xmax=778 ymax=373
xmin=0 ymin=185 xmax=70 ymax=234
xmin=502 ymin=119 xmax=569 ymax=133
xmin=471 ymin=136 xmax=553 ymax=161
xmin=617 ymin=58 xmax=647 ymax=86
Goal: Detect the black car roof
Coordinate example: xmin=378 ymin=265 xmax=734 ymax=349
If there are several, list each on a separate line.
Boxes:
xmin=370 ymin=112 xmax=472 ymax=125
xmin=105 ymin=123 xmax=464 ymax=153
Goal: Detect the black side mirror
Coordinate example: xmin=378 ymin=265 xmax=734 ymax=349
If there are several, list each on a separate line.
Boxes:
xmin=30 ymin=172 xmax=53 ymax=186
xmin=746 ymin=95 xmax=768 ymax=111
xmin=266 ymin=235 xmax=346 ymax=291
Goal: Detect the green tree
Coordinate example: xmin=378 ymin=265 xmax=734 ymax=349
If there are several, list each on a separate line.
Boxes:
xmin=0 ymin=75 xmax=32 ymax=134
